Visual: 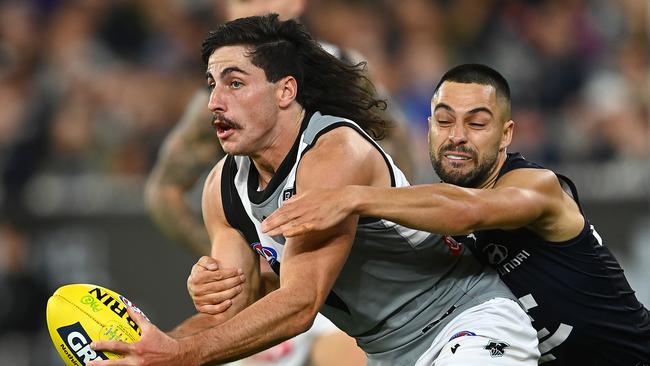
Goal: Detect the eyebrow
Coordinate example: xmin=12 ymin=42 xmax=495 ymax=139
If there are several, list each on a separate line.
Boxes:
xmin=205 ymin=66 xmax=249 ymax=80
xmin=433 ymin=103 xmax=454 ymax=114
xmin=433 ymin=103 xmax=494 ymax=118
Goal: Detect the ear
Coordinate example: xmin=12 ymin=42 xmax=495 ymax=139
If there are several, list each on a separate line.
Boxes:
xmin=500 ymin=120 xmax=514 ymax=150
xmin=276 ymin=76 xmax=298 ymax=109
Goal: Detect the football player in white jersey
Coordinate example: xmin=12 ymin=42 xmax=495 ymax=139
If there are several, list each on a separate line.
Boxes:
xmin=90 ymin=16 xmax=538 ymax=366
xmin=143 ymin=1 xmax=372 ymax=365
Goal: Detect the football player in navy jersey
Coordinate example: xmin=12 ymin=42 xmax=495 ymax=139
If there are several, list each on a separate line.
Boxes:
xmin=262 ymin=64 xmax=650 ymax=365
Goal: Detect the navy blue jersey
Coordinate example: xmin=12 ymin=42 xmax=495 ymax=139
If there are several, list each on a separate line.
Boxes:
xmin=453 ymin=153 xmax=650 ymax=365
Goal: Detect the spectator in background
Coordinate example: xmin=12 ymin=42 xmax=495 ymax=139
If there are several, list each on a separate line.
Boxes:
xmin=0 ymin=220 xmax=49 ymax=366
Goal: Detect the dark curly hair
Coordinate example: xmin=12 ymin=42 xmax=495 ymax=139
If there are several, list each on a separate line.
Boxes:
xmin=201 ymin=14 xmax=389 ymax=139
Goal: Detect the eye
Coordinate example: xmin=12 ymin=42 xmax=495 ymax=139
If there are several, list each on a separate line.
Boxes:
xmin=207 ymin=83 xmax=215 ymax=92
xmin=468 ymin=120 xmax=487 ymax=129
xmin=437 ymin=120 xmax=452 ymax=126
xmin=230 ymin=80 xmax=243 ymax=89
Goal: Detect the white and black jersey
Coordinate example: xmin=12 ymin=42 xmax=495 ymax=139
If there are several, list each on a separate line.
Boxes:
xmin=454 ymin=153 xmax=650 ymax=365
xmin=219 ymin=111 xmax=514 ymax=365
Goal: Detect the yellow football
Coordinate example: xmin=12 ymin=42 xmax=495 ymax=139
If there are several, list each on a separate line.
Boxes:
xmin=46 ymin=284 xmax=147 ymax=366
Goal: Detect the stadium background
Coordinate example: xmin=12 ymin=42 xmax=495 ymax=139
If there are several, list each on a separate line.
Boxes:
xmin=0 ymin=0 xmax=647 ymax=364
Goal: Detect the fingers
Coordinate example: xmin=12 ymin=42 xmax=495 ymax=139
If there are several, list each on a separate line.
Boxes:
xmin=126 ymin=303 xmax=151 ymax=331
xmin=87 ymin=359 xmax=130 ymax=366
xmin=261 ymin=209 xmax=293 ymax=234
xmin=189 ymin=270 xmax=245 ymax=295
xmin=192 ymin=283 xmax=243 ymax=314
xmin=91 ymin=340 xmax=132 ymax=356
xmin=187 ymin=260 xmax=246 ymax=314
xmin=196 ymin=299 xmax=233 ymax=315
xmin=283 ymin=223 xmax=313 ymax=237
xmin=264 ymin=219 xmax=313 ymax=237
xmin=195 ymin=255 xmax=220 ymax=270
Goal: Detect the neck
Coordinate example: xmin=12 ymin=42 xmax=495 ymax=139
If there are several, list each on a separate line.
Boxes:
xmin=251 ymin=107 xmax=306 ymax=190
xmin=477 ymin=150 xmax=508 ymax=189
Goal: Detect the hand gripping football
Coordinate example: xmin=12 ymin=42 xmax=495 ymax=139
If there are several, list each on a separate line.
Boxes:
xmin=46 ymin=284 xmax=147 ymax=366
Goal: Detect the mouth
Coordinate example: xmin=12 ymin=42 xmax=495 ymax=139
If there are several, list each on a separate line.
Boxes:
xmin=212 ymin=116 xmax=238 ymax=139
xmin=443 ymin=152 xmax=472 ymax=161
xmin=214 ymin=121 xmax=232 ymax=133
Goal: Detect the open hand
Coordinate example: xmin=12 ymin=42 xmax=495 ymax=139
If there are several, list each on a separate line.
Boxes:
xmin=261 ymin=188 xmax=354 ymax=237
xmin=88 ymin=305 xmax=197 ymax=366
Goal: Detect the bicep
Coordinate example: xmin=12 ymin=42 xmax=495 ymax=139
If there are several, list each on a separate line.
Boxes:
xmin=202 ymin=164 xmax=262 ymax=313
xmin=473 ymin=169 xmax=564 ymax=231
xmin=278 ymin=128 xmax=381 ymax=308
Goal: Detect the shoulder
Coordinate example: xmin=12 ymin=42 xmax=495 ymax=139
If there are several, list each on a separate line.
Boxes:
xmin=203 ymin=157 xmax=227 ymax=203
xmin=497 ymin=168 xmax=564 ymax=197
xmin=298 ymin=125 xmax=388 ymax=188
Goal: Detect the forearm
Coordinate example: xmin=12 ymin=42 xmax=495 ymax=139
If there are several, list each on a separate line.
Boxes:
xmin=182 ymin=288 xmax=314 ymax=364
xmin=349 ymin=184 xmax=481 ymax=235
xmin=168 ymin=312 xmax=230 ymax=339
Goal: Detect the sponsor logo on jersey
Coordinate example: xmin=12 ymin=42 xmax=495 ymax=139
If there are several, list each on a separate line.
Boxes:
xmin=57 ymin=322 xmax=109 ymax=364
xmin=251 ymin=242 xmax=279 ymax=266
xmin=443 ymin=236 xmax=463 ymax=256
xmin=450 ymin=343 xmax=460 ymax=354
xmin=494 ymin=249 xmax=531 ymax=276
xmin=484 ymin=340 xmax=509 ymax=357
xmin=482 ymin=243 xmax=509 ymax=265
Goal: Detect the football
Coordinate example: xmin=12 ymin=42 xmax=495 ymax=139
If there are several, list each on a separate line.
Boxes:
xmin=46 ymin=283 xmax=147 ymax=366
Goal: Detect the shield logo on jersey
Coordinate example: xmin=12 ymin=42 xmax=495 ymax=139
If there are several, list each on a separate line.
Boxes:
xmin=282 ymin=188 xmax=295 ymax=201
xmin=482 ymin=243 xmax=509 ymax=265
xmin=251 ymin=242 xmax=279 ymax=263
xmin=484 ymin=340 xmax=509 ymax=357
xmin=443 ymin=236 xmax=463 ymax=256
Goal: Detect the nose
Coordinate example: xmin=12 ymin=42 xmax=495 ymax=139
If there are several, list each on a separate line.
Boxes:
xmin=448 ymin=123 xmax=468 ymax=145
xmin=207 ymin=88 xmax=226 ymax=114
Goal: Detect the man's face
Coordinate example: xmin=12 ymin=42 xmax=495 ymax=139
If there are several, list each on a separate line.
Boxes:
xmin=206 ymin=45 xmax=281 ymax=156
xmin=223 ymin=0 xmax=305 ymax=21
xmin=428 ymin=81 xmax=512 ymax=188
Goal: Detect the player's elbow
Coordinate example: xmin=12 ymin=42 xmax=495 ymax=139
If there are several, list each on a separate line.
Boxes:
xmin=285 ymin=292 xmax=320 ymax=335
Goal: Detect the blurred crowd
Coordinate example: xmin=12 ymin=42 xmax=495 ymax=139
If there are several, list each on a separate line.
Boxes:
xmin=0 ymin=0 xmax=647 ymax=208
xmin=0 ymin=0 xmax=647 ymax=364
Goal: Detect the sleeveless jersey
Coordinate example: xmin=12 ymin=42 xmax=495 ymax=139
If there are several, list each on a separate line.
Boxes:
xmin=220 ymin=111 xmax=514 ymax=366
xmin=453 ymin=153 xmax=650 ymax=365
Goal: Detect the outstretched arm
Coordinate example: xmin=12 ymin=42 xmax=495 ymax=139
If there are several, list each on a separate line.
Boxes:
xmin=264 ymin=168 xmax=584 ymax=242
xmin=145 ymin=90 xmax=223 ymax=256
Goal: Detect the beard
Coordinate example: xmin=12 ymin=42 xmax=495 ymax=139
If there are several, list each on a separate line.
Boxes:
xmin=431 ymin=144 xmax=499 ymax=188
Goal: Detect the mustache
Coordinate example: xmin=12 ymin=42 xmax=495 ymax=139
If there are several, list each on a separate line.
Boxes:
xmin=211 ymin=114 xmax=242 ymax=129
